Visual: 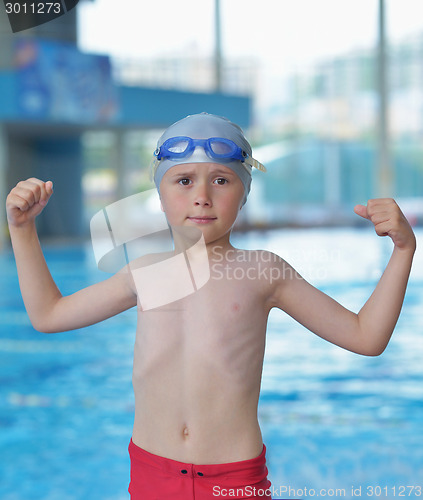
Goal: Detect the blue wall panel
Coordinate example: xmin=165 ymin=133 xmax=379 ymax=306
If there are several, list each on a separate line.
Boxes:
xmin=114 ymin=86 xmax=250 ymax=129
xmin=0 ymin=72 xmax=16 ymax=119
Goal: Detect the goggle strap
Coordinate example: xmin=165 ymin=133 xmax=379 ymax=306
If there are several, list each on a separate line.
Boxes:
xmin=245 ymin=157 xmax=267 ymax=172
xmin=149 ymin=157 xmax=160 ymax=181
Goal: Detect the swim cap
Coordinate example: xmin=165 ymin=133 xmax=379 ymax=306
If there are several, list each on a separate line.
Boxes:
xmin=152 ymin=113 xmax=265 ymax=205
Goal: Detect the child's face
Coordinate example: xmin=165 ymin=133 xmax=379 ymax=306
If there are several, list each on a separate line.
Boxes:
xmin=159 ymin=162 xmax=245 ymax=246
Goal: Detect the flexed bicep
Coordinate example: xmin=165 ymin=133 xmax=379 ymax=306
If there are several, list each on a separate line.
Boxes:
xmin=268 ymin=260 xmax=368 ymax=355
xmin=38 ymin=270 xmax=137 ymax=333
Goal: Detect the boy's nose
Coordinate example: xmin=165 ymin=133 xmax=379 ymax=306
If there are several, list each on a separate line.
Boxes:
xmin=193 ymin=183 xmax=212 ymax=207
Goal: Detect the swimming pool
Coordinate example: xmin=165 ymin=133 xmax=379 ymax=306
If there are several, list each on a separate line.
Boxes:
xmin=0 ymin=228 xmax=422 ymax=499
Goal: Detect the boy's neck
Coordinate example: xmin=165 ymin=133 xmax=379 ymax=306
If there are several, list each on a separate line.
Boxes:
xmin=171 ymin=227 xmax=235 ymax=259
xmin=206 ymin=239 xmax=235 ymax=261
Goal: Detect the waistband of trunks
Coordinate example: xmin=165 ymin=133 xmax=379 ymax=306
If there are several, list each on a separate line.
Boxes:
xmin=128 ymin=439 xmax=268 ymax=480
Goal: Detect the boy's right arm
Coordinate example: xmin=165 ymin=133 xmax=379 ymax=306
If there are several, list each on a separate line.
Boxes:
xmin=6 ymin=178 xmax=137 ymax=333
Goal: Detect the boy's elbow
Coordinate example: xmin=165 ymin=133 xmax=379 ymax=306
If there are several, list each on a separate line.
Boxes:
xmin=355 ymin=321 xmax=391 ymax=356
xmin=359 ymin=341 xmax=388 ymax=357
xmin=31 ymin=317 xmax=59 ymax=334
xmin=33 ymin=323 xmax=56 ymax=334
xmin=362 ymin=348 xmax=385 ymax=357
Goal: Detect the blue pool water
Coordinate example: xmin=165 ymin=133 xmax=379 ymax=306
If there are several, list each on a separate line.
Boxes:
xmin=0 ymin=228 xmax=422 ymax=499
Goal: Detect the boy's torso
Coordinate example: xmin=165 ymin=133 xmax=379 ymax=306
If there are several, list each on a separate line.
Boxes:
xmin=130 ymin=250 xmax=275 ymax=464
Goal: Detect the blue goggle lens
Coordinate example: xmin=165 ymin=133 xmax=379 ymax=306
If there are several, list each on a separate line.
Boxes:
xmin=208 ymin=139 xmax=237 ymax=157
xmin=166 ymin=138 xmax=190 ymax=155
xmin=156 ymin=137 xmax=246 ymax=162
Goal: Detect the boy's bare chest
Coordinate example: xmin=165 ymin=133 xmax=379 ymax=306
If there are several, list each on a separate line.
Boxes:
xmin=135 ymin=271 xmax=269 ymax=357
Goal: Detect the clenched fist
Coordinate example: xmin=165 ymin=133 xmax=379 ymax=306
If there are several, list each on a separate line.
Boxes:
xmin=354 ymin=198 xmax=416 ymax=252
xmin=6 ymin=178 xmax=53 ymax=228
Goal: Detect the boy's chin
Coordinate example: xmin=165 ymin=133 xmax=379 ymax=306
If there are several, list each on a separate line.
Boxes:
xmin=170 ymin=225 xmax=205 ymax=248
xmin=170 ymin=223 xmax=232 ymax=249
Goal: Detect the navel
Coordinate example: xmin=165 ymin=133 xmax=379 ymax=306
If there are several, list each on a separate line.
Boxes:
xmin=182 ymin=426 xmax=189 ymax=438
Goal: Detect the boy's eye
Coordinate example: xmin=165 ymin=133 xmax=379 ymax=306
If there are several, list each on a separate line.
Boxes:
xmin=178 ymin=178 xmax=192 ymax=186
xmin=214 ymin=178 xmax=228 ymax=185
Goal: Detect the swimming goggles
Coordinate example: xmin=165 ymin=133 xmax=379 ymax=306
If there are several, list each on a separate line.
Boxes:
xmin=152 ymin=136 xmax=266 ymax=173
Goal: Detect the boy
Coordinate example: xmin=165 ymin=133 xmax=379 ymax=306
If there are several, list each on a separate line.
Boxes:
xmin=6 ymin=113 xmax=416 ymax=499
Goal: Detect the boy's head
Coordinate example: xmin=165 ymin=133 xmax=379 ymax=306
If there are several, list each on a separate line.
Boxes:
xmin=152 ymin=112 xmax=265 ymax=205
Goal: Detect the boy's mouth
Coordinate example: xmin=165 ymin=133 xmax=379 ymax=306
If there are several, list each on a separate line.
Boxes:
xmin=187 ymin=216 xmax=217 ymax=224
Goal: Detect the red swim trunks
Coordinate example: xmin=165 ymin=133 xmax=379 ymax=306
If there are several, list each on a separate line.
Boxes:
xmin=128 ymin=439 xmax=272 ymax=499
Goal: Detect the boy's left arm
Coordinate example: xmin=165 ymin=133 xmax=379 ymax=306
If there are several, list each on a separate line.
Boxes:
xmin=270 ymin=199 xmax=416 ymax=356
xmin=353 ymin=198 xmax=416 ymax=353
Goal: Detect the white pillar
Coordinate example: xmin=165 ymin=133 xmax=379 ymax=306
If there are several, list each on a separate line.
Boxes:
xmin=214 ymin=0 xmax=223 ymax=91
xmin=0 ymin=125 xmax=8 ymax=248
xmin=377 ymin=0 xmax=393 ymax=197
